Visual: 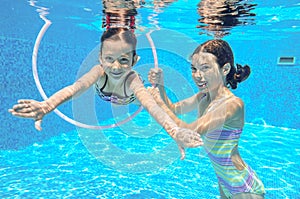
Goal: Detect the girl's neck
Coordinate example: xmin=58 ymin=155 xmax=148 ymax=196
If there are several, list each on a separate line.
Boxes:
xmin=206 ymin=86 xmax=232 ymax=102
xmin=107 ymin=76 xmax=125 ymax=88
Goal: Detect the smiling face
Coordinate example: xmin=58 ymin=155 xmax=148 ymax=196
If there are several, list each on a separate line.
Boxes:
xmin=191 ymin=52 xmax=225 ymax=93
xmin=100 ymin=39 xmax=135 ymax=80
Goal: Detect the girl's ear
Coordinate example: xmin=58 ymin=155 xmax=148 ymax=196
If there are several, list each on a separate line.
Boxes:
xmin=132 ymin=55 xmax=140 ymax=66
xmin=223 ymin=63 xmax=231 ymax=76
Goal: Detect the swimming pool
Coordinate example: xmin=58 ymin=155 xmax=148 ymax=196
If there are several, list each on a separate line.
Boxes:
xmin=1 ymin=0 xmax=300 ymax=198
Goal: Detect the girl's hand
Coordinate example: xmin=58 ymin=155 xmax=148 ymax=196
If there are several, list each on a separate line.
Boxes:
xmin=171 ymin=127 xmax=203 ymax=160
xmin=8 ymin=99 xmax=49 ymax=131
xmin=148 ymin=68 xmax=164 ymax=87
xmin=147 ymin=86 xmax=164 ymax=105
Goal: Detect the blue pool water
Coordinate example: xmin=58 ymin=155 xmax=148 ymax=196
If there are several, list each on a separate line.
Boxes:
xmin=1 ymin=121 xmax=300 ymax=198
xmin=1 ymin=0 xmax=300 ymax=198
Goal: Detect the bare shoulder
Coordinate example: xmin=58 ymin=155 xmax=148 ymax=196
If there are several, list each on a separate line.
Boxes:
xmin=88 ymin=65 xmax=106 ymax=85
xmin=91 ymin=64 xmax=105 ymax=76
xmin=226 ymin=96 xmax=245 ymax=127
xmin=232 ymin=96 xmax=244 ymax=107
xmin=126 ymin=70 xmax=141 ymax=85
xmin=126 ymin=70 xmax=144 ymax=93
xmin=127 ymin=70 xmax=139 ymax=79
xmin=227 ymin=96 xmax=244 ymax=113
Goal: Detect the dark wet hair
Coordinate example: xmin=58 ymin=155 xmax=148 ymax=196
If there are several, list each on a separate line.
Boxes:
xmin=100 ymin=6 xmax=137 ymax=57
xmin=100 ymin=28 xmax=137 ymax=57
xmin=192 ymin=39 xmax=250 ymax=89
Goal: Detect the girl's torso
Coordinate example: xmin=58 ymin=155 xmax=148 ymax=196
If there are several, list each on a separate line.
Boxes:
xmin=198 ymin=92 xmax=265 ymax=197
xmin=95 ymin=71 xmax=137 ymax=105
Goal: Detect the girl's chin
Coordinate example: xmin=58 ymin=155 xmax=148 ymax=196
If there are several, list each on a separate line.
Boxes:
xmin=198 ymin=87 xmax=208 ymax=93
xmin=199 ymin=90 xmax=207 ymax=94
xmin=108 ymin=72 xmax=124 ymax=79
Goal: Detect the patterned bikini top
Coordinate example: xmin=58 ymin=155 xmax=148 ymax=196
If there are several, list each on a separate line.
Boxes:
xmin=95 ymin=71 xmax=136 ymax=105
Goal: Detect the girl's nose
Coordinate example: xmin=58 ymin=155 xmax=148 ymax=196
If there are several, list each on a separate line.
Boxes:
xmin=111 ymin=60 xmax=121 ymax=70
xmin=194 ymin=70 xmax=202 ymax=79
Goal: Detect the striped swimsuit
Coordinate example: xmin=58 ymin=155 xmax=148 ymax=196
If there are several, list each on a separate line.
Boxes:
xmin=203 ymin=126 xmax=265 ymax=198
xmin=202 ymin=95 xmax=265 ymax=198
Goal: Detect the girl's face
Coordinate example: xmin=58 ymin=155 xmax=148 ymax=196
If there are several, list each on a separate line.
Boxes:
xmin=191 ymin=52 xmax=224 ymax=93
xmin=100 ymin=39 xmax=136 ymax=80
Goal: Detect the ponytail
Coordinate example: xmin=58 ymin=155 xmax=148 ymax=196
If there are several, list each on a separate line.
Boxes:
xmin=227 ymin=64 xmax=251 ymax=89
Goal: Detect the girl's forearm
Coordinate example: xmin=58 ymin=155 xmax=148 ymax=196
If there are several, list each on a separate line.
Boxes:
xmin=44 ymin=65 xmax=104 ymax=114
xmin=43 ymin=85 xmax=78 ymax=114
xmin=157 ymin=84 xmax=176 ymax=112
xmin=130 ymin=78 xmax=178 ymax=133
xmin=137 ymin=88 xmax=177 ymax=132
xmin=153 ymin=94 xmax=189 ymax=129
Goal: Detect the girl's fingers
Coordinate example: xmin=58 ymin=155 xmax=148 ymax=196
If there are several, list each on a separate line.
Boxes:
xmin=178 ymin=145 xmax=186 ymax=160
xmin=15 ymin=107 xmax=33 ymax=113
xmin=192 ymin=135 xmax=203 ymax=146
xmin=10 ymin=111 xmax=35 ymax=118
xmin=12 ymin=103 xmax=27 ymax=110
xmin=12 ymin=104 xmax=32 ymax=113
xmin=35 ymin=120 xmax=42 ymax=131
xmin=17 ymin=99 xmax=33 ymax=104
xmin=151 ymin=68 xmax=162 ymax=73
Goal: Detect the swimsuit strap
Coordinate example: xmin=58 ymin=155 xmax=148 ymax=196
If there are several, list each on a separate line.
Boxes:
xmin=200 ymin=93 xmax=207 ymax=100
xmin=123 ymin=71 xmax=135 ymax=97
xmin=97 ymin=71 xmax=136 ymax=98
xmin=99 ymin=73 xmax=108 ymax=93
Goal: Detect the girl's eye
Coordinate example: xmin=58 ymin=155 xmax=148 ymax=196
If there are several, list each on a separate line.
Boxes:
xmin=119 ymin=57 xmax=130 ymax=64
xmin=200 ymin=65 xmax=210 ymax=71
xmin=191 ymin=66 xmax=197 ymax=73
xmin=105 ymin=56 xmax=114 ymax=63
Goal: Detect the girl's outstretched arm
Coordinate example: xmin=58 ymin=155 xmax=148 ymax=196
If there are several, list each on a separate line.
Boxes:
xmin=147 ymin=87 xmax=244 ymax=135
xmin=8 ymin=65 xmax=104 ymax=131
xmin=129 ymin=73 xmax=203 ymax=159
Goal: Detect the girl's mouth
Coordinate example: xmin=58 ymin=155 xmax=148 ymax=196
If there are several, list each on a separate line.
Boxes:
xmin=110 ymin=72 xmax=123 ymax=77
xmin=197 ymin=81 xmax=207 ymax=88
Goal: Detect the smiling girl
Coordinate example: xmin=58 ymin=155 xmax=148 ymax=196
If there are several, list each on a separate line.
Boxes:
xmin=8 ymin=26 xmax=203 ymax=156
xmin=148 ymin=39 xmax=265 ymax=198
